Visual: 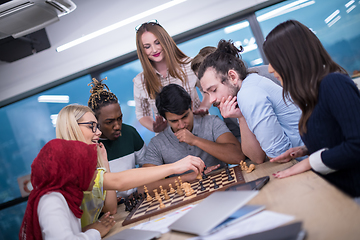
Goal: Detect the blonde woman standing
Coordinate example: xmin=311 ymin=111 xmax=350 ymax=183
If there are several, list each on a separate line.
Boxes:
xmin=134 ymin=20 xmax=210 ymax=133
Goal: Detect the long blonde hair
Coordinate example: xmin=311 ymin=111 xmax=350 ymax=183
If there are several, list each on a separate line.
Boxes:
xmin=136 ymin=22 xmax=189 ymax=99
xmin=56 ymin=104 xmax=104 ymax=168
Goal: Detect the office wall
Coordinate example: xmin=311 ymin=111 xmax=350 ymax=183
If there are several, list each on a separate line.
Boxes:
xmin=0 ymin=0 xmax=269 ymax=105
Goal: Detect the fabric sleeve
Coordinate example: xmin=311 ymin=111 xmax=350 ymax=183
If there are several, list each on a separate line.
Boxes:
xmin=38 ymin=192 xmax=101 ymax=240
xmin=81 ymin=168 xmax=106 ymax=228
xmin=211 ymin=116 xmax=231 ymax=141
xmin=133 ymin=74 xmax=152 ymax=120
xmin=143 ymin=139 xmax=164 ymax=166
xmin=130 ymin=126 xmax=146 ymax=166
xmin=309 ymin=148 xmax=336 ymax=174
xmin=318 ymin=74 xmax=360 ymax=170
xmin=238 ymin=87 xmax=292 ymax=158
xmin=135 ymin=143 xmax=147 ymax=166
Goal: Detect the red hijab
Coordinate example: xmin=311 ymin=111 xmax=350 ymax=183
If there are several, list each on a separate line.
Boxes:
xmin=19 ymin=139 xmax=98 ymax=240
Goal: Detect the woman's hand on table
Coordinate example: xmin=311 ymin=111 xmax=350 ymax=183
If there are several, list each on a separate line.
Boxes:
xmin=270 ymin=146 xmax=308 ymax=163
xmin=273 ymin=158 xmax=311 ymax=178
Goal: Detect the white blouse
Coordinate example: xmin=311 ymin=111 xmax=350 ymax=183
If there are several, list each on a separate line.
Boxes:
xmin=38 ymin=192 xmax=101 ymax=240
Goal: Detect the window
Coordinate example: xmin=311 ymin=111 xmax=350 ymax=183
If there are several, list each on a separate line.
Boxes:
xmin=99 ymin=60 xmax=156 ymax=144
xmin=256 ymin=0 xmax=360 ymax=75
xmin=2 ymin=1 xmax=358 ymax=238
xmin=0 ymin=75 xmax=92 ymax=239
xmin=179 ymin=19 xmax=264 ymax=67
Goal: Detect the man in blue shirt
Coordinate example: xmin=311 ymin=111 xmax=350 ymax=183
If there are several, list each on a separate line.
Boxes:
xmin=197 ymin=40 xmax=304 ymax=163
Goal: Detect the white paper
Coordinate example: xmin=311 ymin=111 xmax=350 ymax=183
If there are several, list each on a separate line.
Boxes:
xmin=188 ymin=211 xmax=295 ymax=240
xmin=131 ymin=204 xmax=196 ymax=234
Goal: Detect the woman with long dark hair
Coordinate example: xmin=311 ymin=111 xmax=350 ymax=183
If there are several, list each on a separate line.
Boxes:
xmin=264 ymin=20 xmax=360 ymax=199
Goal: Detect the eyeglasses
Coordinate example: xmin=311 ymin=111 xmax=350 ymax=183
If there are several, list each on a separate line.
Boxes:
xmin=78 ymin=121 xmax=100 ymax=133
xmin=135 ymin=19 xmax=160 ymax=32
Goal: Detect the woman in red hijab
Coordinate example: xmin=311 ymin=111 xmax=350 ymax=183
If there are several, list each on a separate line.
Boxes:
xmin=19 ymin=139 xmax=110 ymax=240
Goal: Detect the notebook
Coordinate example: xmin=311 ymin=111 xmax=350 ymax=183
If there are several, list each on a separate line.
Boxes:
xmin=169 ymin=191 xmax=263 ymax=236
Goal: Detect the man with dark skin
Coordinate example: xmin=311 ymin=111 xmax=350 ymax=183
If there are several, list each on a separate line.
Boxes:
xmin=88 ymin=78 xmax=146 ymax=198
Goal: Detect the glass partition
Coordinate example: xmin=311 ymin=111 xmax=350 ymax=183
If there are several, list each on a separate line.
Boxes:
xmin=256 ymin=0 xmax=360 ymax=75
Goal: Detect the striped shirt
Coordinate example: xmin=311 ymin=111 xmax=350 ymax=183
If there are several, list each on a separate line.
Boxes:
xmin=133 ymin=61 xmax=202 ymax=120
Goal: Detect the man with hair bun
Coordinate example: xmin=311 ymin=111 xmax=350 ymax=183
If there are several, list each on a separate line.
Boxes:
xmin=198 ymin=40 xmax=304 ymax=164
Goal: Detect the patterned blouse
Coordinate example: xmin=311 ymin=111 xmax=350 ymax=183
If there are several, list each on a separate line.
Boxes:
xmin=133 ymin=61 xmax=202 ymax=120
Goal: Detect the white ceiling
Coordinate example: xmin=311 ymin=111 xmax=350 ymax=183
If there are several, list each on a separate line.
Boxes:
xmin=0 ymin=0 xmax=271 ymax=105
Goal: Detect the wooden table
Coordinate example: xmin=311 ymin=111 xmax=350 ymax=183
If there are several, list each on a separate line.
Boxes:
xmin=104 ymin=160 xmax=360 ymax=240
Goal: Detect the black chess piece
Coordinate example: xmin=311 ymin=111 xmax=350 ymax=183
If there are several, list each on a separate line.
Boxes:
xmin=139 ymin=193 xmax=143 ymax=201
xmin=133 ymin=190 xmax=139 ymax=200
xmin=199 ymin=180 xmax=206 ymax=191
xmin=124 ymin=197 xmax=132 ymax=211
xmin=132 ymin=196 xmax=138 ymax=206
xmin=225 ymin=164 xmax=229 ymax=171
xmin=225 ymin=165 xmax=234 ymax=181
xmin=129 ymin=197 xmax=135 ymax=211
xmin=227 ymin=171 xmax=234 ymax=181
xmin=202 ymin=171 xmax=207 ymax=179
xmin=212 ymin=179 xmax=219 ymax=189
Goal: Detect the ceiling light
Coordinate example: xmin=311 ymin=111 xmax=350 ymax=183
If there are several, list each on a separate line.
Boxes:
xmin=345 ymin=0 xmax=355 ymax=8
xmin=325 ymin=9 xmax=340 ymax=24
xmin=56 ymin=0 xmax=187 ymax=52
xmin=38 ymin=95 xmax=69 ymax=103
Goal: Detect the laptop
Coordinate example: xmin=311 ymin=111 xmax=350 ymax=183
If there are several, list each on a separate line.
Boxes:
xmin=169 ymin=191 xmax=263 ymax=236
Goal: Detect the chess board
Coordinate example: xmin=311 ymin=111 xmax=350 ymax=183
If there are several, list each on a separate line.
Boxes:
xmin=122 ymin=165 xmax=245 ymax=226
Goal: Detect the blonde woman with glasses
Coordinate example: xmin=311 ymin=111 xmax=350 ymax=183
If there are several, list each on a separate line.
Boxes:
xmin=56 ymin=104 xmax=205 ymax=231
xmin=133 ymin=20 xmax=211 ymax=133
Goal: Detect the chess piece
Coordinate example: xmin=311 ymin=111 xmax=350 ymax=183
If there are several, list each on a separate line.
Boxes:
xmin=163 ymin=189 xmax=170 ymax=200
xmin=187 ymin=183 xmax=195 ymax=194
xmin=241 ymin=161 xmax=248 ymax=171
xmin=132 ymin=196 xmax=138 ymax=206
xmin=199 ymin=180 xmax=206 ymax=191
xmin=240 ymin=160 xmax=245 ymax=170
xmin=158 ymin=197 xmax=165 ymax=209
xmin=202 ymin=171 xmax=207 ymax=179
xmin=196 ymin=172 xmax=202 ymax=180
xmin=144 ymin=186 xmax=153 ymax=202
xmin=153 ymin=189 xmax=160 ymax=200
xmin=184 ymin=182 xmax=195 ymax=196
xmin=169 ymin=183 xmax=175 ymax=193
xmin=247 ymin=164 xmax=255 ymax=173
xmin=178 ymin=176 xmax=183 ymax=188
xmin=159 ymin=185 xmax=164 ymax=195
xmin=177 ymin=183 xmax=184 ymax=195
xmin=227 ymin=168 xmax=234 ymax=181
xmin=124 ymin=197 xmax=132 ymax=211
xmin=146 ymin=191 xmax=153 ymax=202
xmin=243 ymin=163 xmax=248 ymax=171
xmin=212 ymin=179 xmax=219 ymax=189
